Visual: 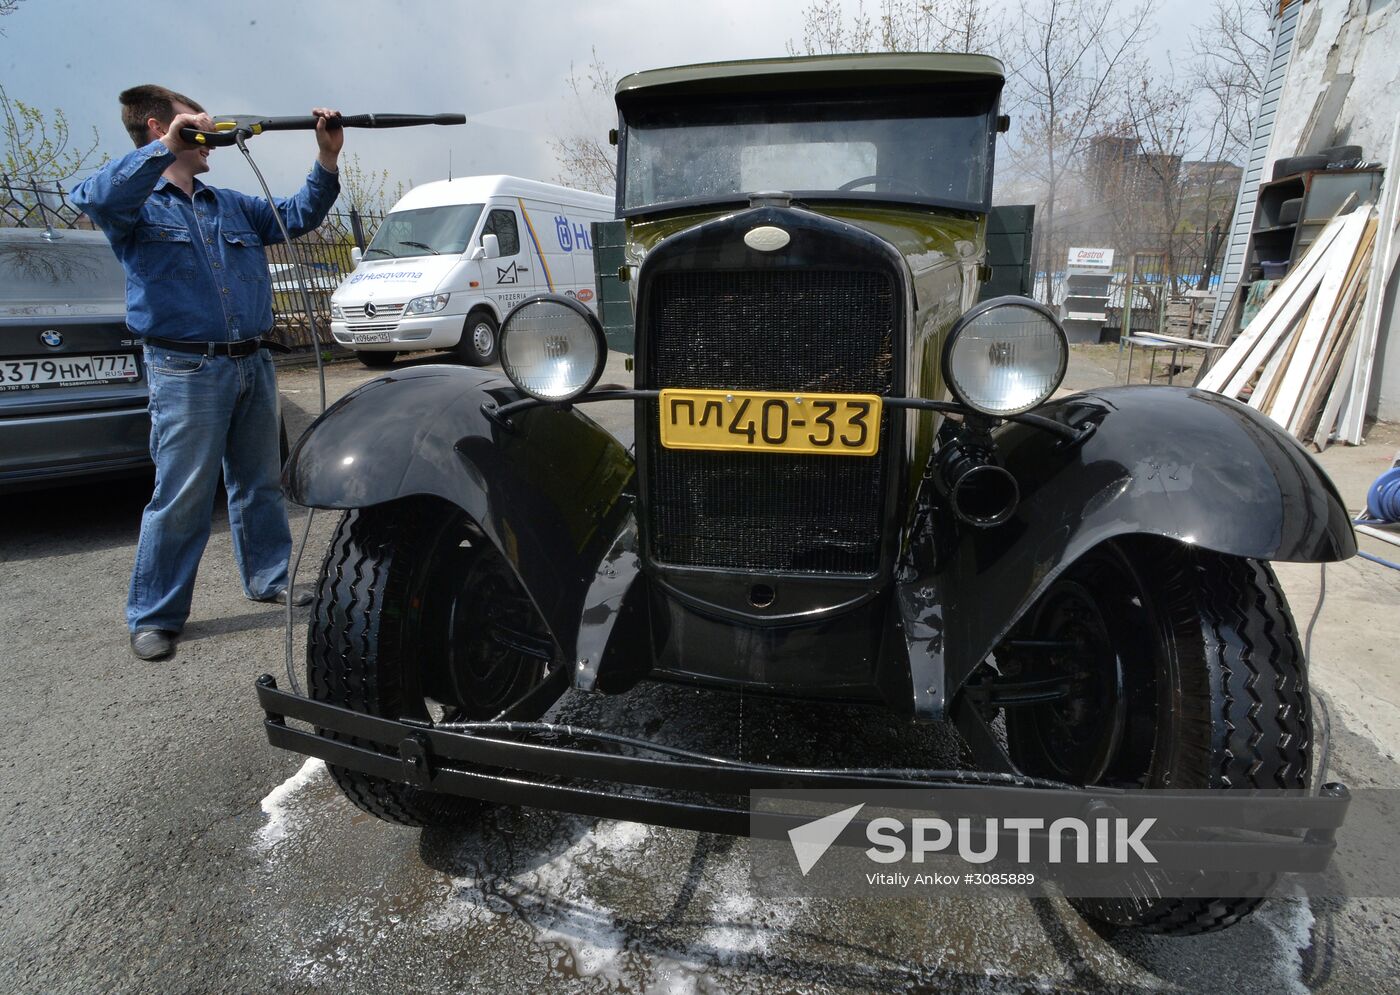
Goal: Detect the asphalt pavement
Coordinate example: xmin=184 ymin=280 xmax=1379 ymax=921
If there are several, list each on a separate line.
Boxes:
xmin=2 ymin=349 xmax=1399 ymax=994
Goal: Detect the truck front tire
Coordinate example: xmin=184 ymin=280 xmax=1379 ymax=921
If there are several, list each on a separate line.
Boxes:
xmin=996 ymin=539 xmax=1310 ymax=935
xmin=306 ymin=498 xmax=554 ymax=827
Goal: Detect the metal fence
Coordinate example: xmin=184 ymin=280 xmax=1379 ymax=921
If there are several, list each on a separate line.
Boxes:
xmin=2 ymin=175 xmax=384 ymax=349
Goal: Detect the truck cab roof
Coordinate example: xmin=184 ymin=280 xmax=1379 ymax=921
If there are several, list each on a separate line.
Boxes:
xmin=616 ymin=52 xmax=1005 ymax=101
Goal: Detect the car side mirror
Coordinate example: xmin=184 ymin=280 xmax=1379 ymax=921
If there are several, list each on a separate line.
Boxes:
xmin=350 ymin=246 xmax=362 ymax=266
xmin=482 ymin=233 xmax=501 ymax=259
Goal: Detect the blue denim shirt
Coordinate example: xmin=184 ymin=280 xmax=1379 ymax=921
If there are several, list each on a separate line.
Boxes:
xmin=71 ymin=141 xmax=339 ymax=342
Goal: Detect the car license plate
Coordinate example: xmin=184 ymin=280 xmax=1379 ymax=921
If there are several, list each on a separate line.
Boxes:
xmin=659 ymin=388 xmax=881 ymax=456
xmin=353 ymin=332 xmax=392 ymax=344
xmin=0 ymin=353 xmax=139 ymax=392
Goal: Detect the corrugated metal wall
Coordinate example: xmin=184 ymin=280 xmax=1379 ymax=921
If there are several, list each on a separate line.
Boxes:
xmin=1210 ymin=0 xmax=1305 ymax=339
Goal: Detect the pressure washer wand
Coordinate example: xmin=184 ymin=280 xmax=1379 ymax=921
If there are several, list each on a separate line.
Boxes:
xmin=179 ymin=112 xmax=466 ymax=147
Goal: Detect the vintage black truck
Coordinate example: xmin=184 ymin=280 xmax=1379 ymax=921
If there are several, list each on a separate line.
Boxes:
xmin=258 ymin=53 xmax=1355 ymax=935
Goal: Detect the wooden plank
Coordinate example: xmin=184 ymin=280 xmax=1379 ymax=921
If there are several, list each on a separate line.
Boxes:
xmin=1339 ymin=113 xmax=1400 ymax=443
xmin=1250 ymin=328 xmax=1296 ymax=411
xmin=1198 ymin=210 xmax=1354 ymax=393
xmin=1215 ymin=209 xmax=1370 ymax=400
xmin=1312 ymin=333 xmax=1360 ymax=451
xmin=1290 ymin=270 xmax=1367 ymax=438
xmin=1294 ymin=256 xmax=1369 ymax=429
xmin=1269 ymin=217 xmax=1377 ymax=429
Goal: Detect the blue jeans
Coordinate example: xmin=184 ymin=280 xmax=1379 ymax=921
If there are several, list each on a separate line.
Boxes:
xmin=128 ymin=344 xmax=290 ymax=633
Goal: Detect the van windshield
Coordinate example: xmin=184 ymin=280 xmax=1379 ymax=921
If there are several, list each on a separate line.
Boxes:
xmin=621 ymin=86 xmax=997 ymax=214
xmin=364 ymin=204 xmax=485 ymax=259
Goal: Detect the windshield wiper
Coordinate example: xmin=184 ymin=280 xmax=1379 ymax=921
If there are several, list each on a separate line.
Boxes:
xmin=363 ymin=246 xmax=394 ymax=257
xmin=398 ymin=240 xmax=440 ymax=255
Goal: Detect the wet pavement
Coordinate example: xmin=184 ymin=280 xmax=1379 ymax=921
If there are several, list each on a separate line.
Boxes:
xmin=2 ymin=350 xmax=1399 ymax=994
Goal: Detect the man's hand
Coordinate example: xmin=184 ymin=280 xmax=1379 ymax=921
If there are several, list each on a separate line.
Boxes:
xmin=159 ymin=111 xmax=215 ymax=154
xmin=313 ymin=107 xmax=343 ymax=172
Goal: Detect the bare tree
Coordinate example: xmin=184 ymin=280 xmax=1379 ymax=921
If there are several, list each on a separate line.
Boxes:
xmin=548 ymin=49 xmax=618 ymax=195
xmin=789 ymin=0 xmax=875 ymax=53
xmin=1003 ymin=0 xmax=1156 ymax=301
xmin=789 ymin=0 xmax=1003 ymax=56
xmin=1191 ymin=0 xmax=1274 ymax=165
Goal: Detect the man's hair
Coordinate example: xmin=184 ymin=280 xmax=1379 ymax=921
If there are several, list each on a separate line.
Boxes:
xmin=119 ymin=85 xmax=204 ymax=147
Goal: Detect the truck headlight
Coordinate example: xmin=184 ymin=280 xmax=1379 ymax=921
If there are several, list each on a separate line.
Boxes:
xmin=943 ymin=296 xmax=1067 ymax=416
xmin=406 ymin=292 xmax=450 ymax=314
xmin=330 ymin=302 xmax=344 ymax=319
xmin=499 ymin=294 xmax=607 ymax=402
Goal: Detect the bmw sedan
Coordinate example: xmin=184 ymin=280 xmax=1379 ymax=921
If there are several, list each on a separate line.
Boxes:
xmin=0 ymin=227 xmax=150 ymax=491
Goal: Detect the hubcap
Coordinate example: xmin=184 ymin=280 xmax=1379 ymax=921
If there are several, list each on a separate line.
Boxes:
xmin=473 ymin=322 xmax=494 ymax=356
xmin=434 ymin=540 xmax=550 ymax=719
xmin=998 ymin=549 xmax=1158 ymax=787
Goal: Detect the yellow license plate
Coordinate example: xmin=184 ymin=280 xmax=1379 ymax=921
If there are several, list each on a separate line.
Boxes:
xmin=659 ymin=389 xmax=882 ymax=456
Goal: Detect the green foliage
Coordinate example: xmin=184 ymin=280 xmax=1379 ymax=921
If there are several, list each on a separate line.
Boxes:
xmin=0 ymin=84 xmax=107 ymax=184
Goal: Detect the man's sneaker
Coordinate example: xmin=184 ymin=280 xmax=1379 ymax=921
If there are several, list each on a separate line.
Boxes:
xmin=130 ymin=629 xmax=177 ymax=660
xmin=249 ymin=587 xmax=313 ymax=607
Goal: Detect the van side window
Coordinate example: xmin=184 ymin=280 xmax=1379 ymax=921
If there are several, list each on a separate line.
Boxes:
xmin=482 ymin=209 xmax=521 ymax=256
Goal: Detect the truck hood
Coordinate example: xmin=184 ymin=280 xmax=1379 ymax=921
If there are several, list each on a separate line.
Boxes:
xmin=331 ymin=255 xmax=463 ymax=306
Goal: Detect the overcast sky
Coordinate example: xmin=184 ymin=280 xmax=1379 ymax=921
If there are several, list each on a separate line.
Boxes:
xmin=4 ymin=0 xmax=1213 ymax=204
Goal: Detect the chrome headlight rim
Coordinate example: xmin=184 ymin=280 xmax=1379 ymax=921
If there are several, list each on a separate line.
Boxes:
xmin=499 ymin=292 xmax=608 ymax=403
xmin=941 ymin=295 xmax=1068 ymax=417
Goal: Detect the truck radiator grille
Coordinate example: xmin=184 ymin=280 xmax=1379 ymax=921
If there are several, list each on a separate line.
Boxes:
xmin=645 ymin=269 xmax=896 ymax=574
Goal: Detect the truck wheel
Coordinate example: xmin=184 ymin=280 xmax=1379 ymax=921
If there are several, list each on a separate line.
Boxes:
xmin=356 ymin=350 xmax=397 ymax=369
xmin=455 ymin=311 xmax=499 ymax=366
xmin=995 ymin=538 xmax=1309 ymax=935
xmin=306 ymin=498 xmax=555 ymax=827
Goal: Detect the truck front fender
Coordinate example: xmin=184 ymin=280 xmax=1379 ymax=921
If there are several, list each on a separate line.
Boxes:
xmin=924 ymin=385 xmax=1356 ymax=702
xmin=283 ymin=364 xmax=637 ymax=666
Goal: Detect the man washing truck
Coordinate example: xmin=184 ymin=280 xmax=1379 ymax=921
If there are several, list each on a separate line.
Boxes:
xmin=72 ymin=84 xmax=343 ymax=662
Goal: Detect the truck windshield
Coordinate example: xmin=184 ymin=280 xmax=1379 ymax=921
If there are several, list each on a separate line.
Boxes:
xmin=621 ymin=87 xmax=997 ymax=214
xmin=364 ymin=203 xmax=485 ymax=259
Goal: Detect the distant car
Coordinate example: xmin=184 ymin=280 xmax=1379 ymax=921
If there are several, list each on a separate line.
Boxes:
xmin=0 ymin=227 xmax=151 ymax=491
xmin=269 ymin=261 xmax=338 ymax=313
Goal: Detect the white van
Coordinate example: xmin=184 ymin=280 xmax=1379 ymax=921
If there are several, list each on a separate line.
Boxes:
xmin=329 ymin=175 xmax=613 ymax=368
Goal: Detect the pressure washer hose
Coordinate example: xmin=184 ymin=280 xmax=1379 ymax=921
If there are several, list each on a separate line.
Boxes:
xmin=234 ymin=134 xmax=322 ymax=697
xmin=1366 ymin=465 xmax=1400 ymax=523
xmin=1353 ymin=460 xmax=1400 ymax=572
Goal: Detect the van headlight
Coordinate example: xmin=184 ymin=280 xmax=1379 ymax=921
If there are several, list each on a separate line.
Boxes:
xmin=499 ymin=294 xmax=607 ymax=402
xmin=406 ymin=292 xmax=450 ymax=314
xmin=943 ymin=296 xmax=1068 ymax=416
xmin=330 ymin=302 xmax=344 ymax=319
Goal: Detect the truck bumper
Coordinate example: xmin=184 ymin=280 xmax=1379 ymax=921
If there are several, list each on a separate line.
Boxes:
xmin=255 ymin=674 xmax=1349 ymax=865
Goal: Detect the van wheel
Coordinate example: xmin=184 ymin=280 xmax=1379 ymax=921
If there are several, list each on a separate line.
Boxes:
xmin=993 ymin=539 xmax=1309 ymax=935
xmin=456 ymin=311 xmax=499 ymax=366
xmin=306 ymin=498 xmax=556 ymax=827
xmin=357 ymin=350 xmax=397 ymax=369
